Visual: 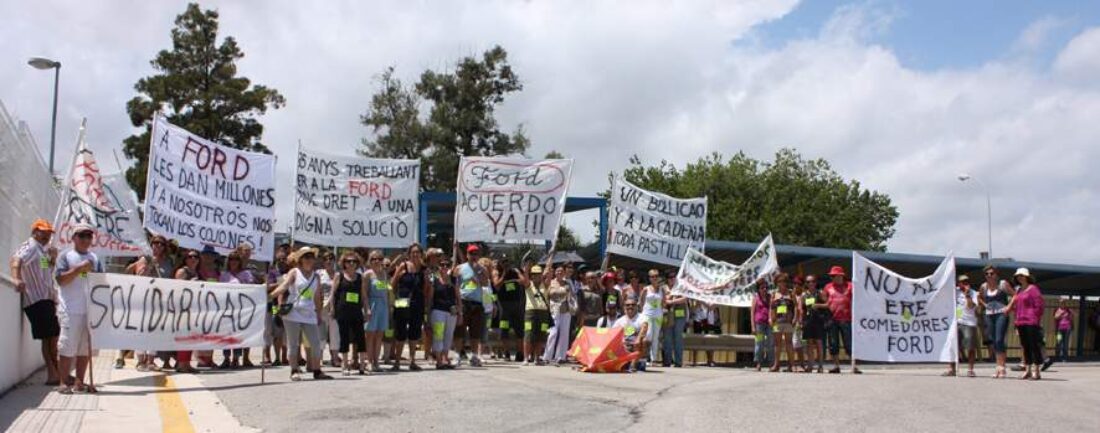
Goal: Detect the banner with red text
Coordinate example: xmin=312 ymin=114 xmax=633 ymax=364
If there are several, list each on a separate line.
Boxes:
xmin=87 ymin=273 xmax=266 ymax=351
xmin=454 ymin=157 xmax=573 ymax=243
xmin=294 ymin=146 xmax=419 ymax=247
xmin=55 ymin=133 xmax=149 ymax=257
xmin=143 ymin=115 xmax=276 ymax=260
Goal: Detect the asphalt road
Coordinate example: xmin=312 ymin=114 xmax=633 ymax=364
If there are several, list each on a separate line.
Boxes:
xmin=199 ymin=360 xmax=1100 ymax=433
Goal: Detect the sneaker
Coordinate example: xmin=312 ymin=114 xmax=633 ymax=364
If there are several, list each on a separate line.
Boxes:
xmin=290 ymin=370 xmax=302 ymax=381
xmin=114 ymin=358 xmax=125 ymax=369
xmin=313 ymin=370 xmax=333 ymax=380
xmin=1041 ymin=358 xmax=1054 ymax=372
xmin=218 ymin=359 xmax=231 ymax=369
xmin=470 ymin=357 xmax=483 ymax=367
xmin=637 ymin=362 xmax=647 ymax=372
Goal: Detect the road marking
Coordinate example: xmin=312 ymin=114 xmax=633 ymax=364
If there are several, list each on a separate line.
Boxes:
xmin=154 ymin=374 xmax=196 ymax=433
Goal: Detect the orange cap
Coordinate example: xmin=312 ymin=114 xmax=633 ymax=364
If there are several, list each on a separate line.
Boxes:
xmin=31 ymin=219 xmax=54 ymax=233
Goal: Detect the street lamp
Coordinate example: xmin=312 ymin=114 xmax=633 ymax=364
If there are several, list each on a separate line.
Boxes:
xmin=958 ymin=173 xmax=993 ymax=261
xmin=27 ymin=56 xmax=61 ymax=176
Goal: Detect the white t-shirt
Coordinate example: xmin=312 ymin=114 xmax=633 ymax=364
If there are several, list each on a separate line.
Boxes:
xmin=285 ymin=268 xmax=319 ymax=325
xmin=55 ymin=249 xmax=102 ymax=315
xmin=956 ymin=289 xmax=979 ymax=327
xmin=613 ymin=314 xmax=646 ymax=344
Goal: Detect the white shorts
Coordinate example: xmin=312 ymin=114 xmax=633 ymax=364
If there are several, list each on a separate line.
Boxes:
xmin=58 ymin=312 xmax=90 ymax=358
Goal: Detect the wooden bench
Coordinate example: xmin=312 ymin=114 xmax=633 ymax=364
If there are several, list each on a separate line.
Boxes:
xmin=683 ymin=334 xmax=755 ymax=365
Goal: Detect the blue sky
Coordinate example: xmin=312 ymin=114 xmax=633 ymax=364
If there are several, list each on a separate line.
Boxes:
xmin=3 ymin=0 xmax=1100 ymax=264
xmin=754 ymin=0 xmax=1099 ymax=70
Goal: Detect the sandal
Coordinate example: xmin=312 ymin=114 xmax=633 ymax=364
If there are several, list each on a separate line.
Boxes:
xmin=56 ymin=385 xmax=73 ymax=395
xmin=941 ymin=371 xmax=955 ymax=377
xmin=967 ymin=370 xmax=976 ymax=378
xmin=409 ymin=363 xmax=422 ymax=372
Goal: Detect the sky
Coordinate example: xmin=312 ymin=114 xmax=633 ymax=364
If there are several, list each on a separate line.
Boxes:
xmin=2 ymin=0 xmax=1099 ymax=265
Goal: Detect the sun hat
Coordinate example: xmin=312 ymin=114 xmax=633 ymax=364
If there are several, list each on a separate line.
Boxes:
xmin=288 ymin=246 xmax=320 ymax=262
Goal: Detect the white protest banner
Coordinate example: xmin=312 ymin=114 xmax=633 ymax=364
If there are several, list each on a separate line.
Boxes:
xmin=455 ymin=157 xmax=573 ymax=243
xmin=608 ymin=178 xmax=706 ymax=266
xmin=294 ymin=146 xmax=419 ymax=247
xmin=851 ymin=252 xmax=957 ymax=362
xmin=55 ymin=135 xmax=150 ymax=257
xmin=670 ymin=235 xmax=779 ymax=307
xmin=86 ymin=273 xmax=266 ymax=351
xmin=143 ymin=115 xmax=276 ymax=260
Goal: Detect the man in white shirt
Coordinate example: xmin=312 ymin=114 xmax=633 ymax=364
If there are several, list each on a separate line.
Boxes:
xmin=612 ymin=299 xmax=649 ymax=372
xmin=54 ymin=223 xmax=103 ymax=394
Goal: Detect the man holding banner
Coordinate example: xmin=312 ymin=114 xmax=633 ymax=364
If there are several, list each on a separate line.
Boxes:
xmin=54 ymin=223 xmax=103 ymax=394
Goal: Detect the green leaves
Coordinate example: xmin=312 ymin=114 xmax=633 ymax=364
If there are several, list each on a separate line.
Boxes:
xmin=361 ymin=45 xmax=529 ymax=191
xmin=122 ymin=3 xmax=285 ymax=199
xmin=619 ymin=149 xmax=898 ymax=251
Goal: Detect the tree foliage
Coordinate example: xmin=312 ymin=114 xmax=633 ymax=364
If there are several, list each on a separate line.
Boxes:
xmin=361 ymin=45 xmax=530 ymax=191
xmin=122 ymin=3 xmax=285 ymax=198
xmin=617 ymin=149 xmax=898 ymax=251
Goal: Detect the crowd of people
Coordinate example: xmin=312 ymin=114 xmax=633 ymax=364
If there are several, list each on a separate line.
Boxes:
xmin=8 ymin=219 xmax=1095 ymax=392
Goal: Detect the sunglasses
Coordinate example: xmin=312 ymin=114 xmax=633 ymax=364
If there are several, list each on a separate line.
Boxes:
xmin=369 ymin=257 xmax=382 ymax=262
xmin=186 ymin=254 xmax=200 ymax=259
xmin=74 ymin=232 xmax=94 ymax=239
xmin=152 ymin=241 xmax=165 ymax=246
xmin=344 ymin=260 xmax=360 ymax=265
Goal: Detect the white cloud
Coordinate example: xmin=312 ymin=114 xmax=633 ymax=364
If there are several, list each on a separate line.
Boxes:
xmin=2 ymin=1 xmax=1099 ymax=265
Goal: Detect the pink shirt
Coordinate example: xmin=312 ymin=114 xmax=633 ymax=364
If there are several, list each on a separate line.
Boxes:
xmin=1055 ymin=308 xmax=1073 ymax=331
xmin=825 ymin=281 xmax=853 ymax=323
xmin=752 ymin=290 xmax=771 ymax=324
xmin=1013 ymin=285 xmax=1044 ymax=326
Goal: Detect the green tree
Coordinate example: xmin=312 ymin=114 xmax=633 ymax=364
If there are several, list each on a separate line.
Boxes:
xmin=122 ymin=3 xmax=285 ymax=198
xmin=361 ymin=45 xmax=530 ymax=191
xmin=615 ymin=148 xmax=898 ymax=251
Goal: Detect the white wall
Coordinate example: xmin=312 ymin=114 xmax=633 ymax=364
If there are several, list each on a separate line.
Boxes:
xmin=0 ymin=100 xmax=60 ymax=393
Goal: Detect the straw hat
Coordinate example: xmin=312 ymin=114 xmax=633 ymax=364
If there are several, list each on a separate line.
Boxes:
xmin=288 ymin=246 xmax=319 ymax=262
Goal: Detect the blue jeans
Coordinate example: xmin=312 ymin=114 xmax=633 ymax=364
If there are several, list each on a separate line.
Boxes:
xmin=826 ymin=322 xmax=852 ymax=356
xmin=662 ymin=317 xmax=687 ymax=366
xmin=753 ymin=322 xmax=774 ymax=365
xmin=1056 ymin=329 xmax=1071 ymax=361
xmin=984 ymin=313 xmax=1008 ymax=353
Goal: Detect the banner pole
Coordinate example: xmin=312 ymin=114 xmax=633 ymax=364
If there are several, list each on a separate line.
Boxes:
xmin=86 ymin=319 xmax=96 ymax=391
xmin=51 ymin=118 xmax=87 ymax=236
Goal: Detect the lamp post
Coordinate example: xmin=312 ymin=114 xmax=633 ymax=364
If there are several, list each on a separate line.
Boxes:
xmin=27 ymin=57 xmax=61 ymax=176
xmin=958 ymin=173 xmax=992 ymax=261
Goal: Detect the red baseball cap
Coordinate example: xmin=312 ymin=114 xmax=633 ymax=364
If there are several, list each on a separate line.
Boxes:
xmin=466 ymin=244 xmax=480 ymax=254
xmin=828 ymin=266 xmax=846 ymax=277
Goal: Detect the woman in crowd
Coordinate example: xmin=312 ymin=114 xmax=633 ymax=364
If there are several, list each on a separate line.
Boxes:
xmin=219 ymin=250 xmax=253 ymax=369
xmin=524 ymin=264 xmax=551 ymax=365
xmin=1008 ymin=268 xmax=1045 ymax=380
xmin=331 ymin=251 xmax=368 ymax=375
xmin=427 ymin=248 xmax=460 ymax=369
xmin=640 ymin=269 xmax=667 ymax=365
xmin=770 ymin=273 xmax=796 ymax=372
xmin=663 ymin=287 xmax=689 ymax=368
xmin=750 ymin=280 xmax=773 ymax=371
xmin=363 ymin=250 xmax=391 ymax=372
xmin=319 ymin=250 xmax=343 ymax=368
xmin=391 ymin=243 xmax=429 ymax=371
xmin=1054 ymin=299 xmax=1074 ymax=363
xmin=173 ymin=249 xmax=201 ymax=374
xmin=543 ymin=265 xmax=575 ymax=365
xmin=193 ymin=247 xmax=222 ymax=368
xmin=493 ymin=257 xmax=526 ymax=363
xmin=799 ymin=274 xmax=826 ymax=373
xmin=623 ymin=271 xmax=643 ymax=305
xmin=270 ymin=247 xmax=333 ymax=381
xmin=977 ymin=265 xmax=1015 ymax=378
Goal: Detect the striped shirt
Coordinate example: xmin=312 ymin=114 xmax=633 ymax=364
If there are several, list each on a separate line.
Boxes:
xmin=11 ymin=238 xmax=55 ymax=307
